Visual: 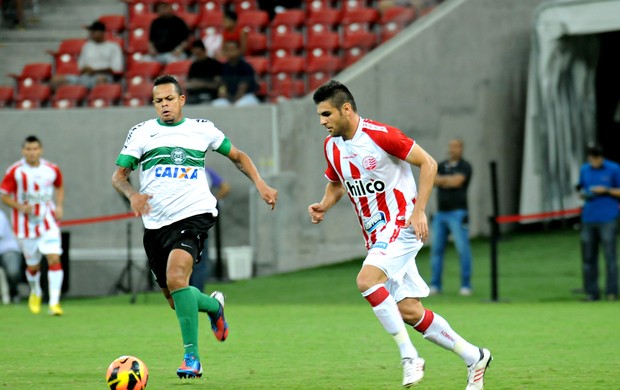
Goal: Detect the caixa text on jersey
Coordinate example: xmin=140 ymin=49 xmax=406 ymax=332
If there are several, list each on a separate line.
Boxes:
xmin=154 ymin=166 xmax=199 ymax=179
xmin=345 ymin=179 xmax=386 ymax=197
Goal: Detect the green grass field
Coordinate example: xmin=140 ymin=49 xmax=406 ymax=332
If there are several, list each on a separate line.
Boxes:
xmin=1 ymin=228 xmax=618 ymax=389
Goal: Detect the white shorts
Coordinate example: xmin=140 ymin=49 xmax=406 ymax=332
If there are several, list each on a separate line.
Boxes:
xmin=363 ymin=225 xmax=430 ymax=302
xmin=19 ymin=228 xmax=63 ymax=266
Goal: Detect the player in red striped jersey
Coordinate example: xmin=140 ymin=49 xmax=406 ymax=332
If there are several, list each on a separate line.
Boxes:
xmin=308 ymin=81 xmax=491 ymax=389
xmin=0 ymin=136 xmax=65 ymax=316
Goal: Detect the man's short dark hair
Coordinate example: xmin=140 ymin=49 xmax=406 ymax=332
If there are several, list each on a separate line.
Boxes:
xmin=23 ymin=135 xmax=41 ymax=147
xmin=586 ymin=143 xmax=604 ymax=157
xmin=154 ymin=75 xmax=183 ymax=96
xmin=312 ymin=80 xmax=357 ymax=113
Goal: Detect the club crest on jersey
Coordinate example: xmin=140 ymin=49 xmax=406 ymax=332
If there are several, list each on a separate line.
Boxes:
xmin=171 ymin=148 xmax=187 ymax=165
xmin=363 ymin=156 xmax=378 ymax=171
xmin=345 ymin=179 xmax=386 ymax=197
xmin=363 ymin=212 xmax=386 ymax=232
xmin=155 ymin=166 xmax=199 ymax=179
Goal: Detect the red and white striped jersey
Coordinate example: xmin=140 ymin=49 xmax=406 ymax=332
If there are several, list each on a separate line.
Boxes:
xmin=0 ymin=158 xmax=63 ymax=239
xmin=324 ymin=118 xmax=417 ymax=249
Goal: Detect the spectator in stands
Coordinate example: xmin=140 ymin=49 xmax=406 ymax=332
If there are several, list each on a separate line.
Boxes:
xmin=144 ymin=1 xmax=191 ymax=65
xmin=1 ymin=0 xmax=24 ymax=29
xmin=50 ymin=21 xmax=123 ymax=90
xmin=577 ymin=143 xmax=620 ymax=301
xmin=257 ymin=0 xmax=303 ymax=21
xmin=429 ymin=139 xmax=473 ymax=296
xmin=0 ymin=209 xmax=22 ymax=304
xmin=222 ymin=9 xmax=247 ymax=58
xmin=186 ymin=40 xmax=223 ymax=105
xmin=212 ymin=40 xmax=260 ymax=107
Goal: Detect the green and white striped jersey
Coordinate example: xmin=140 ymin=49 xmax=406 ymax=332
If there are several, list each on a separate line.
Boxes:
xmin=116 ymin=117 xmax=231 ymax=229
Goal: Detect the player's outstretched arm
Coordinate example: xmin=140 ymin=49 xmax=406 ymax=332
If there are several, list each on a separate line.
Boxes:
xmin=226 ymin=146 xmax=278 ymax=210
xmin=308 ymin=181 xmax=345 ymax=224
xmin=111 ymin=166 xmax=153 ymax=216
xmin=404 ymin=144 xmax=438 ymax=242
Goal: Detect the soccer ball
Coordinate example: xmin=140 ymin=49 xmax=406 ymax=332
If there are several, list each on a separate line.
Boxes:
xmin=106 ymin=355 xmax=149 ymax=390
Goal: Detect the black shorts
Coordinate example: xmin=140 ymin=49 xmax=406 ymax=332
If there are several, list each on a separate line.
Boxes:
xmin=143 ymin=212 xmax=217 ymax=289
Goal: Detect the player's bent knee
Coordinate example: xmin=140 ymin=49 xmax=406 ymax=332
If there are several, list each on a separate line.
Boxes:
xmin=398 ymin=298 xmax=424 ymax=325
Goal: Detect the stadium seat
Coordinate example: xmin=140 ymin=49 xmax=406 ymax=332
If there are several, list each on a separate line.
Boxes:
xmin=124 ymin=82 xmax=153 ymax=107
xmin=51 ymin=85 xmax=88 ymax=109
xmin=87 ymin=83 xmax=123 ymax=108
xmin=379 ymin=6 xmax=416 ymax=42
xmin=305 ymin=0 xmax=332 ymax=14
xmin=269 ymin=77 xmax=305 ymax=101
xmin=8 ymin=63 xmax=53 ymax=91
xmin=270 ymin=31 xmax=304 ymax=58
xmin=341 ymin=30 xmax=376 ymax=50
xmin=305 ymin=7 xmax=340 ymax=30
xmin=340 ymin=7 xmax=379 ymax=27
xmin=98 ymin=14 xmax=126 ymax=36
xmin=197 ymin=9 xmax=224 ymax=31
xmin=341 ymin=0 xmax=366 ymax=10
xmin=128 ymin=12 xmax=157 ymax=40
xmin=342 ymin=47 xmax=367 ymax=67
xmin=197 ymin=0 xmax=224 ymax=15
xmin=47 ymin=39 xmax=86 ymax=68
xmin=55 ymin=60 xmax=80 ymax=77
xmin=162 ymin=60 xmax=193 ymax=80
xmin=270 ymin=9 xmax=304 ymax=30
xmin=307 ymin=71 xmax=330 ymax=93
xmin=306 ymin=54 xmax=342 ymax=74
xmin=306 ymin=31 xmax=340 ymax=54
xmin=126 ymin=0 xmax=158 ymax=17
xmin=237 ymin=9 xmax=269 ymax=32
xmin=0 ymin=86 xmax=14 ymax=108
xmin=126 ymin=34 xmax=151 ymax=66
xmin=125 ymin=61 xmax=162 ymax=85
xmin=245 ymin=31 xmax=267 ymax=55
xmin=14 ymin=84 xmax=51 ymax=109
xmin=270 ymin=55 xmax=305 ymax=77
xmin=234 ymin=0 xmax=258 ymax=14
xmin=177 ymin=11 xmax=199 ymax=30
xmin=245 ymin=56 xmax=268 ymax=76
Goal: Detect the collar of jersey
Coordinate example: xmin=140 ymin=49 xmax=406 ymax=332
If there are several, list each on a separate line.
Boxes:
xmin=157 ymin=118 xmax=186 ymax=127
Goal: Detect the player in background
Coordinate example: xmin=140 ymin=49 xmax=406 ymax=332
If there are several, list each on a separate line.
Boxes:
xmin=307 ymin=80 xmax=491 ymax=389
xmin=112 ymin=75 xmax=277 ymax=379
xmin=0 ymin=136 xmax=65 ymax=316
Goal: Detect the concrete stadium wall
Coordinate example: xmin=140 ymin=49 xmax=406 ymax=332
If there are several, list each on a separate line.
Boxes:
xmin=0 ymin=0 xmax=543 ymax=295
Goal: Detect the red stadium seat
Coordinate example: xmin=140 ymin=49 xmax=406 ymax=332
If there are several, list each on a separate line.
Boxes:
xmin=269 ymin=77 xmax=305 ymax=101
xmin=307 ymin=72 xmax=330 ymax=93
xmin=126 ymin=61 xmax=162 ymax=85
xmin=87 ymin=83 xmax=123 ymax=107
xmin=8 ymin=63 xmax=53 ymax=91
xmin=52 ymin=85 xmax=88 ymax=109
xmin=124 ymin=82 xmax=153 ymax=107
xmin=270 ymin=55 xmax=305 ymax=77
xmin=306 ymin=7 xmax=340 ymax=30
xmin=341 ymin=7 xmax=379 ymax=27
xmin=270 ymin=31 xmax=304 ymax=58
xmin=197 ymin=0 xmax=224 ymax=15
xmin=305 ymin=0 xmax=332 ymax=14
xmin=126 ymin=0 xmax=158 ymax=17
xmin=270 ymin=9 xmax=304 ymax=30
xmin=128 ymin=12 xmax=157 ymax=41
xmin=245 ymin=56 xmax=268 ymax=76
xmin=234 ymin=0 xmax=258 ymax=14
xmin=380 ymin=6 xmax=416 ymax=25
xmin=177 ymin=11 xmax=199 ymax=30
xmin=306 ymin=54 xmax=341 ymax=74
xmin=245 ymin=31 xmax=267 ymax=55
xmin=55 ymin=60 xmax=80 ymax=76
xmin=342 ymin=47 xmax=367 ymax=67
xmin=341 ymin=30 xmax=376 ymax=50
xmin=0 ymin=86 xmax=14 ymax=108
xmin=162 ymin=60 xmax=193 ymax=80
xmin=127 ymin=33 xmax=150 ymax=57
xmin=98 ymin=14 xmax=126 ymax=35
xmin=341 ymin=0 xmax=366 ymax=10
xmin=47 ymin=39 xmax=86 ymax=68
xmin=197 ymin=9 xmax=224 ymax=29
xmin=306 ymin=31 xmax=340 ymax=53
xmin=15 ymin=84 xmax=51 ymax=109
xmin=237 ymin=9 xmax=269 ymax=32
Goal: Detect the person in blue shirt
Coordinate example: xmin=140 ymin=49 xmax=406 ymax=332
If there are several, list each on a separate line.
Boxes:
xmin=577 ymin=144 xmax=620 ymax=301
xmin=189 ymin=167 xmax=230 ymax=291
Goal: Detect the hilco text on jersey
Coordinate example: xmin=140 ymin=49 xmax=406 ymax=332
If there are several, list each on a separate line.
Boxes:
xmin=345 ymin=179 xmax=386 ymax=197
